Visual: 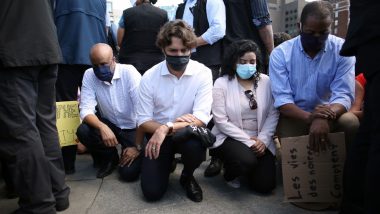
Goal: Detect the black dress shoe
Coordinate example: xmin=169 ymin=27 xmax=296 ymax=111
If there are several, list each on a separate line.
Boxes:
xmin=96 ymin=158 xmax=118 ymax=178
xmin=180 ymin=175 xmax=203 ymax=202
xmin=56 ymin=197 xmax=70 ymax=212
xmin=204 ymin=157 xmax=222 ymax=177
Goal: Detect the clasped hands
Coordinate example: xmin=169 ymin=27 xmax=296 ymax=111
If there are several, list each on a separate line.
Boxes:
xmin=145 ymin=114 xmax=197 ymax=160
xmin=308 ymin=104 xmax=336 ymax=153
xmin=250 ymin=137 xmax=266 ymax=157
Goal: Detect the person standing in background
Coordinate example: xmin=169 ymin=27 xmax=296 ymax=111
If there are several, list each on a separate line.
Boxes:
xmin=175 ymin=0 xmax=226 ymax=82
xmin=53 ymin=0 xmax=109 ymax=174
xmin=0 ymin=0 xmax=71 ymax=212
xmin=117 ymin=0 xmax=168 ymax=75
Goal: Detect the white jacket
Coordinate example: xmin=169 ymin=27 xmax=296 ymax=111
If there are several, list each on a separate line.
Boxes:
xmin=211 ymin=74 xmax=279 ymax=155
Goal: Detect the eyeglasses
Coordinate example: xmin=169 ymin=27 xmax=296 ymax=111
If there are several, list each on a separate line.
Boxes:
xmin=244 ymin=90 xmax=257 ymax=110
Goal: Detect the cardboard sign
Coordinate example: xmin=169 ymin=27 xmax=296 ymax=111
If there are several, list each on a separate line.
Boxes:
xmin=281 ymin=132 xmax=346 ymax=203
xmin=56 ymin=101 xmax=81 ymax=147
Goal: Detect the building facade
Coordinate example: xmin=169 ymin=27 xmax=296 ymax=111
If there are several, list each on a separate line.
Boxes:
xmin=268 ymin=0 xmax=349 ymax=38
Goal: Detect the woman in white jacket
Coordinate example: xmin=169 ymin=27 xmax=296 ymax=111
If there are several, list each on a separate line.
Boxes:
xmin=211 ymin=40 xmax=279 ymax=193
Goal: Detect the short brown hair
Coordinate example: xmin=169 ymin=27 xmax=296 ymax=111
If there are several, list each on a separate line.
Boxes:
xmin=156 ymin=20 xmax=197 ymax=50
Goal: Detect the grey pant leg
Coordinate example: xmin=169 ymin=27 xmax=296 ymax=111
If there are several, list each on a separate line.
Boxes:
xmin=37 ymin=65 xmax=70 ymax=203
xmin=0 ymin=66 xmax=57 ymax=213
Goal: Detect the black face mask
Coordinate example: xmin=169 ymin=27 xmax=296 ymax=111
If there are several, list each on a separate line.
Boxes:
xmin=165 ymin=54 xmax=190 ymax=72
xmin=300 ymin=31 xmax=329 ymax=53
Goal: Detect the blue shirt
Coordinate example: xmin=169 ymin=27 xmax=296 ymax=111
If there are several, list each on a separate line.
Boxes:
xmin=54 ymin=0 xmax=108 ymax=65
xmin=269 ymin=35 xmax=355 ymax=112
xmin=182 ymin=0 xmax=226 ymax=45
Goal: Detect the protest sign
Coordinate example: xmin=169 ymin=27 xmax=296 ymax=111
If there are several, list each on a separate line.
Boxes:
xmin=56 ymin=101 xmax=80 ymax=147
xmin=281 ymin=132 xmax=345 ymax=203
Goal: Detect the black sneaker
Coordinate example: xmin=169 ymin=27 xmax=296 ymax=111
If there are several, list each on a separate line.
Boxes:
xmin=204 ymin=157 xmax=222 ymax=177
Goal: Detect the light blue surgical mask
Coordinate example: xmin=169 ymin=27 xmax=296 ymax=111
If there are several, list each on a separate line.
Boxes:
xmin=236 ymin=64 xmax=257 ymax=79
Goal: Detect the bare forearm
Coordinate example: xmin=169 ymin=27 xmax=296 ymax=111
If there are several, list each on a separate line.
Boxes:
xmin=196 ymin=37 xmax=208 ymax=47
xmin=83 ymin=114 xmax=105 ymax=130
xmin=279 ymin=103 xmax=311 ymax=123
xmin=135 ymin=127 xmax=145 ymax=146
xmin=258 ymin=25 xmax=274 ymax=53
xmin=329 ymin=103 xmax=347 ymax=119
xmin=117 ymin=28 xmax=125 ymax=47
xmin=140 ymin=118 xmax=205 ymax=135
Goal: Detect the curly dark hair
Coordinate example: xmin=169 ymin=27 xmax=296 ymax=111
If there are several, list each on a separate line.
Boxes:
xmin=156 ymin=20 xmax=197 ymax=50
xmin=221 ymin=40 xmax=262 ymax=85
xmin=273 ymin=32 xmax=292 ymax=47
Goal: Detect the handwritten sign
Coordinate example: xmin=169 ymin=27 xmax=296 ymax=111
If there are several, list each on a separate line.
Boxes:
xmin=56 ymin=101 xmax=80 ymax=147
xmin=281 ymin=132 xmax=346 ymax=203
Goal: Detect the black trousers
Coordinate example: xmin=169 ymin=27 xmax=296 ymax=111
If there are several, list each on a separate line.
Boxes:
xmin=140 ymin=136 xmax=206 ymax=201
xmin=341 ymin=39 xmax=380 ymax=214
xmin=213 ymin=137 xmax=276 ymax=193
xmin=56 ymin=64 xmax=90 ymax=173
xmin=76 ymin=118 xmax=142 ymax=181
xmin=0 ymin=65 xmax=70 ymax=214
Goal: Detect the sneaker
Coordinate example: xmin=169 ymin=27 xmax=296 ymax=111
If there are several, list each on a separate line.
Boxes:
xmin=226 ymin=177 xmax=240 ymax=189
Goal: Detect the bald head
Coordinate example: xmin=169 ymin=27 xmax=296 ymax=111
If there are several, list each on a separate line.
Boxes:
xmin=90 ymin=43 xmax=114 ymax=66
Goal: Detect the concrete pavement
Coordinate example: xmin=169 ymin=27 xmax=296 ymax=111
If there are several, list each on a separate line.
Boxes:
xmin=0 ymin=154 xmax=337 ymax=214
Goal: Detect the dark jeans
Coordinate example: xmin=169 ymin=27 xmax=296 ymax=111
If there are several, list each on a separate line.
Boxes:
xmin=56 ymin=64 xmax=91 ymax=173
xmin=141 ymin=135 xmax=206 ymax=201
xmin=213 ymin=137 xmax=276 ymax=193
xmin=341 ymin=39 xmax=380 ymax=214
xmin=0 ymin=65 xmax=70 ymax=214
xmin=76 ymin=118 xmax=141 ymax=181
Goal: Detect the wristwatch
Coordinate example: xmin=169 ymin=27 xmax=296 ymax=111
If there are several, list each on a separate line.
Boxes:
xmin=165 ymin=122 xmax=174 ymax=135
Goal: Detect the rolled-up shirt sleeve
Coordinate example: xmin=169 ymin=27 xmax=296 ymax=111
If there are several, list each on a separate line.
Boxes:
xmin=269 ymin=47 xmax=295 ymax=108
xmin=201 ymin=0 xmax=226 ymax=45
xmin=79 ymin=70 xmax=98 ymax=120
xmin=136 ymin=75 xmax=154 ymax=126
xmin=250 ymin=0 xmax=272 ymax=28
xmin=329 ymin=55 xmax=355 ymax=110
xmin=192 ymin=68 xmax=213 ymax=125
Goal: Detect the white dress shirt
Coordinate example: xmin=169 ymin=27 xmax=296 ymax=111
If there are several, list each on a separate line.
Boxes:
xmin=137 ymin=60 xmax=213 ymax=126
xmin=182 ymin=0 xmax=226 ymax=45
xmin=80 ymin=64 xmax=141 ymax=129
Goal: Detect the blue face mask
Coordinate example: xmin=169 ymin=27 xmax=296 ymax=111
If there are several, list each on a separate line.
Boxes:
xmin=236 ymin=64 xmax=257 ymax=79
xmin=93 ymin=65 xmax=114 ymax=82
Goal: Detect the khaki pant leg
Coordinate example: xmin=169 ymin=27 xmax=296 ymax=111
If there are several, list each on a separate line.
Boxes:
xmin=277 ymin=115 xmax=310 ymax=139
xmin=332 ymin=112 xmax=360 ymax=150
